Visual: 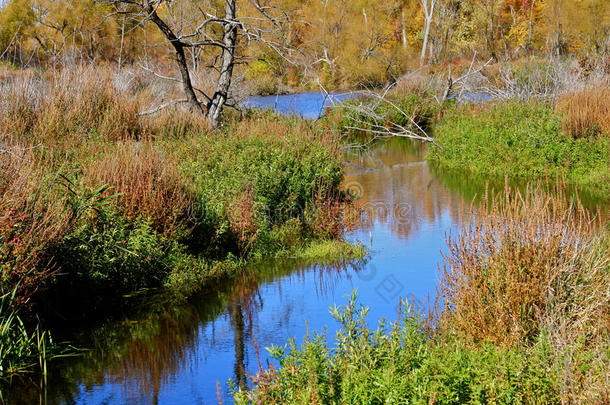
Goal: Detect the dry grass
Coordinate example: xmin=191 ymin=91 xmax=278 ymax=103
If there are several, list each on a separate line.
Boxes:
xmin=0 ymin=67 xmax=146 ymax=145
xmin=0 ymin=151 xmax=71 ymax=308
xmin=439 ymin=183 xmax=601 ymax=345
xmin=556 ymin=85 xmax=610 ymax=138
xmin=438 ymin=182 xmax=609 ymax=401
xmin=84 ymin=141 xmax=194 ymax=235
xmin=0 ymin=65 xmax=209 ymax=148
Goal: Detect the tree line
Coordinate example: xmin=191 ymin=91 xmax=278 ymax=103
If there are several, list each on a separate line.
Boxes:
xmin=1 ymin=0 xmax=608 ymax=125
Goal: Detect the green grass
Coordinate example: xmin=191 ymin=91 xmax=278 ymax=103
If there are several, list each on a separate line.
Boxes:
xmin=0 ymin=288 xmax=70 ymax=383
xmin=276 ymin=239 xmax=366 ymax=263
xmin=427 ymin=101 xmax=610 ymax=198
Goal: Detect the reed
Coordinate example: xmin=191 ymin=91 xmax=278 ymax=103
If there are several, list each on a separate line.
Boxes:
xmin=556 ymin=85 xmax=610 ymax=138
xmin=438 ymin=182 xmax=609 ymax=401
xmin=0 ymin=67 xmax=145 ymax=146
xmin=83 ymin=141 xmax=194 ymax=235
xmin=439 ymin=182 xmax=599 ymax=345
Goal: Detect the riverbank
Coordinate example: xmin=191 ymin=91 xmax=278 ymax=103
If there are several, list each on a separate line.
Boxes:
xmin=236 ymin=185 xmax=610 ymax=404
xmin=234 ymin=60 xmax=609 ymax=403
xmin=0 ymin=67 xmax=364 ymax=380
xmin=325 ymin=60 xmax=609 ymax=199
xmin=428 ymin=97 xmax=610 ymax=199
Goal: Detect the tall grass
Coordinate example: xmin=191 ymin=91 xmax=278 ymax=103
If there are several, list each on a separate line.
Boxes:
xmin=439 ymin=183 xmax=599 ymax=345
xmin=439 ymin=183 xmax=609 ymax=401
xmin=1 ymin=68 xmax=142 ymax=145
xmin=0 ymin=288 xmax=61 ymax=383
xmin=0 ymin=152 xmax=71 ymax=307
xmin=84 ymin=141 xmax=194 ymax=235
xmin=556 ymin=85 xmax=610 ymax=138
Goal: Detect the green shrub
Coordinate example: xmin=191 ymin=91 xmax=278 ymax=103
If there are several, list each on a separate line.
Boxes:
xmin=176 ymin=118 xmax=345 ymax=257
xmin=235 ymin=295 xmax=559 ymax=404
xmin=55 ymin=213 xmax=177 ymax=300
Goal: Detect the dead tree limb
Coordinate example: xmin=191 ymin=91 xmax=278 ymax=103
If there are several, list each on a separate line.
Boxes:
xmin=322 ymin=83 xmax=441 ymax=150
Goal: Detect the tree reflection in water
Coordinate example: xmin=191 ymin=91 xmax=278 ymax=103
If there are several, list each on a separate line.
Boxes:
xmin=7 ymin=138 xmax=601 ymax=404
xmin=3 ymin=256 xmax=365 ymax=405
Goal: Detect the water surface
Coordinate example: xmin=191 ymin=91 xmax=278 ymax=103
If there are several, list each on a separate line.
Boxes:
xmin=7 ymin=137 xmax=475 ymax=405
xmin=244 ymin=92 xmax=354 ymax=119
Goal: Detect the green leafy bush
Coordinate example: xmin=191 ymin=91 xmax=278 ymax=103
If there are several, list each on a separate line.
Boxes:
xmin=55 ymin=213 xmax=177 ymax=301
xmin=235 ymin=295 xmax=559 ymax=404
xmin=176 ymin=116 xmax=345 ymax=257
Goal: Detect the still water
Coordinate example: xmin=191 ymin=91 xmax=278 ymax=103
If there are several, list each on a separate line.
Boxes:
xmin=6 ymin=93 xmax=582 ymax=404
xmin=243 ymin=92 xmax=355 ymax=119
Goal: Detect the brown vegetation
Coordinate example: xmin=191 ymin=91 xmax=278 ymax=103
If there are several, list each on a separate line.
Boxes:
xmin=84 ymin=141 xmax=194 ymax=235
xmin=439 ymin=182 xmax=602 ymax=345
xmin=439 ymin=182 xmax=609 ymax=401
xmin=0 ymin=67 xmax=144 ymax=145
xmin=0 ymin=151 xmax=71 ymax=307
xmin=557 ymin=85 xmax=610 ymax=138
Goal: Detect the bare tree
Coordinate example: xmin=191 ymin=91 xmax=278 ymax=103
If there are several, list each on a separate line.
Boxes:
xmin=102 ymin=0 xmax=296 ymax=127
xmin=420 ymin=0 xmax=436 ymax=66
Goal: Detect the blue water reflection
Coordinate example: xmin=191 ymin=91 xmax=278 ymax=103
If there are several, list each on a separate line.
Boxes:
xmin=5 ymin=103 xmax=472 ymax=405
xmin=244 ymin=92 xmax=355 ymax=119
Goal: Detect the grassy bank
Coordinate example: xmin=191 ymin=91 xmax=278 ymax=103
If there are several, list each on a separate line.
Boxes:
xmin=236 ymin=185 xmax=609 ymax=403
xmin=427 ymin=93 xmax=609 ymax=198
xmin=0 ymin=67 xmax=362 ymax=378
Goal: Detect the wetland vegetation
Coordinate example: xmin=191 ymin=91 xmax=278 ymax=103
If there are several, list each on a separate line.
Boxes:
xmin=0 ymin=0 xmax=609 ymax=403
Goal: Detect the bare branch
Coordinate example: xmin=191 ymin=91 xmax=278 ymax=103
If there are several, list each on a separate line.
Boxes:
xmin=137 ymin=98 xmax=203 ymax=116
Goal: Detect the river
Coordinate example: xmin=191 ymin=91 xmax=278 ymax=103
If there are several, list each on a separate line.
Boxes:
xmin=4 ymin=93 xmax=602 ymax=404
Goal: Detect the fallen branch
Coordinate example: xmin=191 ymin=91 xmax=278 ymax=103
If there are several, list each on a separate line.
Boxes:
xmin=324 ymin=84 xmax=441 ymax=150
xmin=137 ymin=99 xmax=202 ymax=116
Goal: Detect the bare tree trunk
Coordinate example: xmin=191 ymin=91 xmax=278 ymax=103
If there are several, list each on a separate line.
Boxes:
xmin=144 ymin=2 xmax=203 ymax=114
xmin=207 ymin=0 xmax=237 ymax=127
xmin=401 ymin=9 xmax=407 ymax=49
xmin=420 ymin=0 xmax=436 ymax=66
xmin=526 ymin=0 xmax=535 ymax=54
xmin=118 ymin=13 xmax=126 ymax=70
